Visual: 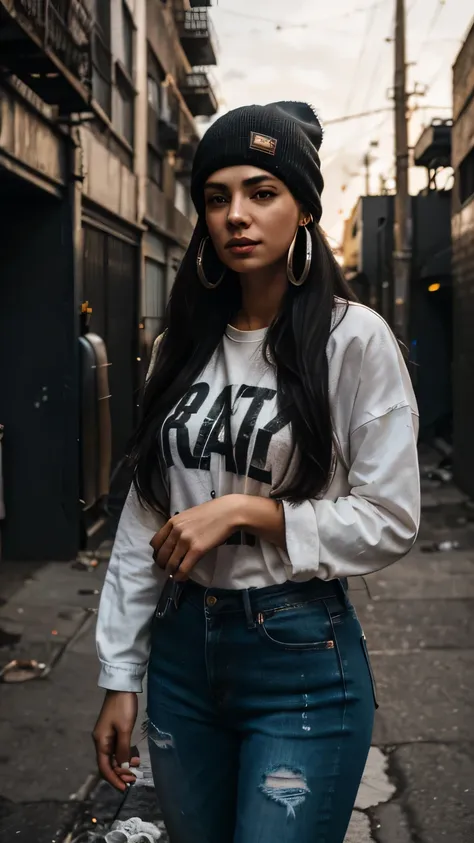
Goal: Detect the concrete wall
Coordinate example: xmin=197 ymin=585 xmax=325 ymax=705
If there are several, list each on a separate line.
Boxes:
xmin=0 ymin=84 xmax=66 ymax=191
xmin=80 ymin=0 xmax=146 ymax=227
xmin=80 ymin=127 xmax=139 ymax=222
xmin=452 ymin=23 xmax=474 ymax=496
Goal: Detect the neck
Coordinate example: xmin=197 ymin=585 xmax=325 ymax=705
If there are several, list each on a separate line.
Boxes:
xmin=234 ymin=262 xmax=287 ymax=331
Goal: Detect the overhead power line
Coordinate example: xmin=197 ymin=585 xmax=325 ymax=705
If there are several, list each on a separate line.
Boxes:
xmin=416 ymin=0 xmax=446 ymax=63
xmin=342 ymin=6 xmax=378 ymax=117
xmin=215 ymin=1 xmax=385 ymax=29
xmin=323 ymin=103 xmax=450 ymax=126
xmin=359 ymin=1 xmax=394 ymax=115
xmin=324 ymin=107 xmax=392 ymax=126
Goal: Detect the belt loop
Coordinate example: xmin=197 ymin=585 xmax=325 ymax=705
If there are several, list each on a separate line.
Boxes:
xmin=242 ymin=589 xmax=256 ymax=629
xmin=337 ymin=577 xmax=350 ymax=607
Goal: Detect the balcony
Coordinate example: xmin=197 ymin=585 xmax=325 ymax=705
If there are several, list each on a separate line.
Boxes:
xmin=0 ymin=0 xmax=92 ymax=114
xmin=175 ymin=9 xmax=217 ymax=67
xmin=180 ymin=70 xmax=217 ymax=117
xmin=414 ymin=119 xmax=452 ymax=170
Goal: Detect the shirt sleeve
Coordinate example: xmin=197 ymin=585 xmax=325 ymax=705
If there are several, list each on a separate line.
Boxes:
xmin=96 ymin=334 xmax=167 ymax=692
xmin=280 ymin=316 xmax=420 ymax=582
xmin=96 ymin=486 xmax=167 ymax=693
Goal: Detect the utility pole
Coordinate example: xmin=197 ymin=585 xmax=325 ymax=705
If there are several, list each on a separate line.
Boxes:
xmin=363 ymin=140 xmax=379 ymax=196
xmin=363 ymin=153 xmax=371 ymax=196
xmin=393 ymin=0 xmax=411 ymax=343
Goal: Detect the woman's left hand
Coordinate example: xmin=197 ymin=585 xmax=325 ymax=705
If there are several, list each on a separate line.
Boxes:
xmin=150 ymin=496 xmax=242 ymax=581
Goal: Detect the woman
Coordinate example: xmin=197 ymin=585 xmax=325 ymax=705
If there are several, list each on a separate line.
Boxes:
xmin=93 ymin=102 xmax=420 ymax=843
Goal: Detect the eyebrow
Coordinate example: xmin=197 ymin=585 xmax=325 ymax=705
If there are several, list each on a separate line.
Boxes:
xmin=204 ymin=174 xmax=277 ymax=191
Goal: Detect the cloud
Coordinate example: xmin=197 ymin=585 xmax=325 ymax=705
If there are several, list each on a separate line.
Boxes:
xmin=223 ymin=69 xmax=247 ymax=82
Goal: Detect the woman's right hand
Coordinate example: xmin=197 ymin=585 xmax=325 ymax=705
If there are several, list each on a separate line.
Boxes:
xmin=92 ymin=690 xmax=139 ymax=791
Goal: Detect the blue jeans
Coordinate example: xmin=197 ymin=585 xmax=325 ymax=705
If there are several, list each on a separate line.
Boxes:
xmin=147 ymin=577 xmax=377 ymax=843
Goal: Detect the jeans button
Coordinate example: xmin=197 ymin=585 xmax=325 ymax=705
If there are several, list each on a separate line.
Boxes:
xmin=206 ymin=595 xmax=217 ymax=607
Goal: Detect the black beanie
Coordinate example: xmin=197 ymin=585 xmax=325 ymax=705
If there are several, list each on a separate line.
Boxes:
xmin=191 ymin=101 xmax=324 ymax=222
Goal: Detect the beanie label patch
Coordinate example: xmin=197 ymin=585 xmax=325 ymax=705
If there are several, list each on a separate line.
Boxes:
xmin=249 ymin=131 xmax=278 ymax=155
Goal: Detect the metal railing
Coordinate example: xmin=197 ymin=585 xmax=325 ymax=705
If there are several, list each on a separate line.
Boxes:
xmin=13 ymin=0 xmax=93 ymax=86
xmin=174 ymin=8 xmax=219 ymax=56
xmin=183 ymin=71 xmax=209 ymax=89
xmin=180 ymin=70 xmax=218 ymax=115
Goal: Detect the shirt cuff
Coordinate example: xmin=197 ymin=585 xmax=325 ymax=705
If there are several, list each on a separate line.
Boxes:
xmin=98 ymin=661 xmax=146 ymax=693
xmin=281 ymin=499 xmax=321 ymax=581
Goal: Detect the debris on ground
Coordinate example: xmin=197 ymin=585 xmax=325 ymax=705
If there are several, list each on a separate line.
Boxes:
xmin=102 ymin=818 xmax=162 ymax=842
xmin=0 ymin=658 xmax=48 ymax=683
xmin=73 ymin=554 xmax=100 ymax=572
xmin=426 ymin=467 xmax=453 ymax=484
xmin=421 ymin=539 xmax=461 ymax=553
xmin=73 ymin=544 xmax=112 ymax=572
xmin=70 ymin=818 xmax=162 ymax=843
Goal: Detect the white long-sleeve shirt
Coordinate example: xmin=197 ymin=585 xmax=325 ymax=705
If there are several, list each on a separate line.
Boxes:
xmin=96 ymin=299 xmax=420 ymax=692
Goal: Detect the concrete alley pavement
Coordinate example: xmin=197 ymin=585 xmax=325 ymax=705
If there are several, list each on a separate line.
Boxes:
xmin=0 ymin=458 xmax=473 ymax=842
xmin=349 ymin=458 xmax=474 ymax=843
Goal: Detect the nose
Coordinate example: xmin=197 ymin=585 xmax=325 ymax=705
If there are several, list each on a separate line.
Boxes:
xmin=227 ymin=193 xmax=251 ymax=228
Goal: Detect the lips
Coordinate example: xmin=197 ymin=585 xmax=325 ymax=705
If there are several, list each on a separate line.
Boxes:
xmin=225 ymin=238 xmax=260 ymax=255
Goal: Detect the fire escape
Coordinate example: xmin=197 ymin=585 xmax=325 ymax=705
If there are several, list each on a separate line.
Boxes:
xmin=0 ymin=0 xmax=93 ymax=114
xmin=176 ymin=3 xmax=218 ymax=119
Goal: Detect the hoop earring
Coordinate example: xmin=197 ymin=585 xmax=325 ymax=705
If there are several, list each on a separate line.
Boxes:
xmin=287 ymin=222 xmax=312 ymax=287
xmin=196 ymin=237 xmax=226 ymax=289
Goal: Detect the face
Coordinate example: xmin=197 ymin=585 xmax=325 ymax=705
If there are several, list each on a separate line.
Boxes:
xmin=204 ymin=165 xmax=309 ymax=273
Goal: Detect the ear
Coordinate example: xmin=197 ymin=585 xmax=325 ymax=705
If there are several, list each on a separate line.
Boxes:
xmin=299 ymin=212 xmax=314 ymax=227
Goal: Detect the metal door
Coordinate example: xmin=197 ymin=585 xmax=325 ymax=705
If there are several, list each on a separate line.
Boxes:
xmin=83 ymin=225 xmax=138 ymax=473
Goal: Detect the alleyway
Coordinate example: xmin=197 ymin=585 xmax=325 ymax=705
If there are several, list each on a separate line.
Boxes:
xmin=0 ymin=450 xmax=473 ymax=843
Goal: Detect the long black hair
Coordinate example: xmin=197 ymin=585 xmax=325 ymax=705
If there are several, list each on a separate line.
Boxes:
xmin=129 ymin=216 xmax=356 ymax=512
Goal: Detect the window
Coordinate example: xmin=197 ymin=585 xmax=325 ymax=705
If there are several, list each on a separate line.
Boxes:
xmin=111 ymin=1 xmax=135 ymax=143
xmin=92 ymin=0 xmax=112 ymax=115
xmin=119 ymin=1 xmax=134 ymax=78
xmin=143 ymin=259 xmax=167 ymax=346
xmin=148 ymin=146 xmax=163 ymax=188
xmin=459 ymin=147 xmax=474 ymax=206
xmin=94 ymin=0 xmax=111 ymax=45
xmin=147 ymin=51 xmax=165 ymax=153
xmin=114 ymin=70 xmax=134 ymax=145
xmin=175 ymin=178 xmax=190 ymax=218
xmin=147 ymin=76 xmax=160 ymax=112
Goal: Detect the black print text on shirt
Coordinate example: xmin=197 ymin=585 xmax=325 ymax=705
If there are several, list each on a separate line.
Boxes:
xmin=162 ymin=383 xmax=288 ymax=485
xmin=162 ymin=383 xmax=288 ymax=548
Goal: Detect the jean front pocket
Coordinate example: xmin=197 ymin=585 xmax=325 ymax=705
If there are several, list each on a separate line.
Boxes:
xmin=361 ymin=633 xmax=379 ymax=709
xmin=256 ymin=602 xmax=335 ymax=651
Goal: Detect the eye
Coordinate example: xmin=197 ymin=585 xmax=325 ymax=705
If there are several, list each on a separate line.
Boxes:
xmin=206 ymin=194 xmax=228 ymax=206
xmin=253 ymin=189 xmax=276 ymax=200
